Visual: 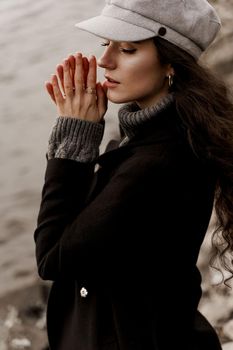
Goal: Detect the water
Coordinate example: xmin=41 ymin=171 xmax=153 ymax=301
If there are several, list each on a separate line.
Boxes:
xmin=0 ymin=0 xmax=119 ymax=194
xmin=0 ymin=0 xmax=119 ymax=296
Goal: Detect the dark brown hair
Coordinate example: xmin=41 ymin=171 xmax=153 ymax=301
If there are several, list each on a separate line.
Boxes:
xmin=153 ymin=36 xmax=233 ymax=285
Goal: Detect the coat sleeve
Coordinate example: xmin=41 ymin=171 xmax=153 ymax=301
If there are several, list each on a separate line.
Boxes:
xmin=34 ymin=155 xmax=154 ymax=281
xmin=34 ymin=158 xmax=96 ymax=280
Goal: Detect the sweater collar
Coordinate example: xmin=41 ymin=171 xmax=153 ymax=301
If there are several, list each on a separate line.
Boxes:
xmin=118 ymin=94 xmax=175 ymax=140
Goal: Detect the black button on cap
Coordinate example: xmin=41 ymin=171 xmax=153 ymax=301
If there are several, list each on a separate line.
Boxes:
xmin=158 ymin=27 xmax=167 ymax=36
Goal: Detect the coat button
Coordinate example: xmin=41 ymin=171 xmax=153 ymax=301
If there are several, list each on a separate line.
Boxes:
xmin=80 ymin=287 xmax=88 ymax=298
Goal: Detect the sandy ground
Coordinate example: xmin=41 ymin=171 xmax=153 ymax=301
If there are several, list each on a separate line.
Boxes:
xmin=0 ymin=0 xmax=233 ymax=348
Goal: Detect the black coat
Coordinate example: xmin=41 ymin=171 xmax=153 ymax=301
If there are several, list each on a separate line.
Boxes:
xmin=34 ymin=103 xmax=222 ymax=350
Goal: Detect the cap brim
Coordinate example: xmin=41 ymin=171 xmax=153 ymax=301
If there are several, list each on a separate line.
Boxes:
xmin=75 ymin=15 xmax=155 ymax=42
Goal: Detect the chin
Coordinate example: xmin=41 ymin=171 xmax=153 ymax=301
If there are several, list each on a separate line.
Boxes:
xmin=107 ymin=91 xmax=135 ymax=104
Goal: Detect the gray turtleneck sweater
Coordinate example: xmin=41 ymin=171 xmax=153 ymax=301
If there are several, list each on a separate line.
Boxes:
xmin=47 ymin=94 xmax=174 ymax=162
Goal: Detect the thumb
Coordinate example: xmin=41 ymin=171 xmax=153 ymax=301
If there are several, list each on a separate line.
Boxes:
xmin=96 ymin=82 xmax=108 ymax=119
xmin=102 ymin=80 xmax=108 ymax=96
xmin=45 ymin=81 xmax=56 ymax=104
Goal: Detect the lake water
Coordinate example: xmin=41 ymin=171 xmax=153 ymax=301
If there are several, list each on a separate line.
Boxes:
xmin=0 ymin=0 xmax=119 ymax=296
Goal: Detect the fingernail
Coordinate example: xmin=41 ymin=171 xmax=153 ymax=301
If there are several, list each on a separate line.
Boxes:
xmin=65 ymin=60 xmax=70 ymax=68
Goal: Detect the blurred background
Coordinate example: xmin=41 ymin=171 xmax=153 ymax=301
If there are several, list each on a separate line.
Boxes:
xmin=0 ymin=0 xmax=232 ymax=349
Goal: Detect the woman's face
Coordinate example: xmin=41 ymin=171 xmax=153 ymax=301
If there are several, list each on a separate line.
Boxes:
xmin=97 ymin=38 xmax=172 ymax=108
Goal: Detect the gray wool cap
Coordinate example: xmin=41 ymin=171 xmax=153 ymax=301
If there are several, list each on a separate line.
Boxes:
xmin=75 ymin=0 xmax=221 ymax=59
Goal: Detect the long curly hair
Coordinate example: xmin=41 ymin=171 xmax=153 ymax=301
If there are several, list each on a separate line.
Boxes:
xmin=153 ymin=37 xmax=233 ymax=285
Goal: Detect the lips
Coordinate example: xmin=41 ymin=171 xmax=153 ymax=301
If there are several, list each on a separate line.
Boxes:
xmin=105 ymin=75 xmax=120 ymax=84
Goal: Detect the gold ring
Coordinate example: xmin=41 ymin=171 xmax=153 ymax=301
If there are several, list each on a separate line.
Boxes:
xmin=63 ymin=87 xmax=75 ymax=97
xmin=85 ymin=87 xmax=96 ymax=95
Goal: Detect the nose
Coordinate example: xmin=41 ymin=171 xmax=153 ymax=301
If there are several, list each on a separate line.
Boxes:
xmin=97 ymin=47 xmax=116 ymax=70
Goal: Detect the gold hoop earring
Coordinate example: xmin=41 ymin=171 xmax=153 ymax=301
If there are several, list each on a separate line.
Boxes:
xmin=168 ymin=75 xmax=174 ymax=88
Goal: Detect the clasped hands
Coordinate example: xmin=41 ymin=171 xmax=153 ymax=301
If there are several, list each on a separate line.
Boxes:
xmin=45 ymin=53 xmax=108 ymax=123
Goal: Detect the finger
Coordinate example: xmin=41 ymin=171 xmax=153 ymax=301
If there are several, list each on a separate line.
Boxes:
xmin=51 ymin=74 xmax=64 ymax=103
xmin=102 ymin=80 xmax=108 ymax=96
xmin=87 ymin=55 xmax=97 ymax=89
xmin=83 ymin=57 xmax=89 ymax=88
xmin=63 ymin=59 xmax=74 ymax=98
xmin=74 ymin=53 xmax=85 ymax=92
xmin=68 ymin=55 xmax=75 ymax=83
xmin=56 ymin=64 xmax=64 ymax=93
xmin=45 ymin=81 xmax=56 ymax=103
xmin=96 ymin=82 xmax=108 ymax=118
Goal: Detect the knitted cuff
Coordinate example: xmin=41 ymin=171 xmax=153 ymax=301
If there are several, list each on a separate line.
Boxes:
xmin=47 ymin=116 xmax=105 ymax=162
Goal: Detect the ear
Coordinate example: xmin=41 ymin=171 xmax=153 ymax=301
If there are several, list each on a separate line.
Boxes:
xmin=166 ymin=64 xmax=175 ymax=77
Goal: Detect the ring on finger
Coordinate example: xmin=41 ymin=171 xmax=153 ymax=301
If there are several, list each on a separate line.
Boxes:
xmin=63 ymin=87 xmax=75 ymax=97
xmin=85 ymin=87 xmax=96 ymax=95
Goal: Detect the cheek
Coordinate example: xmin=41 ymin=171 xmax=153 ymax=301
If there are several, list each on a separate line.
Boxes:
xmin=125 ymin=59 xmax=164 ymax=91
xmin=106 ymin=56 xmax=165 ymax=103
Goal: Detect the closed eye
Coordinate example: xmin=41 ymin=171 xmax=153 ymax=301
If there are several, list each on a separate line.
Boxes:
xmin=101 ymin=42 xmax=109 ymax=47
xmin=101 ymin=42 xmax=136 ymax=54
xmin=120 ymin=48 xmax=136 ymax=54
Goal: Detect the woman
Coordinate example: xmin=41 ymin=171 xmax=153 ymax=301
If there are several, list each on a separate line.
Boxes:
xmin=34 ymin=0 xmax=233 ymax=349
